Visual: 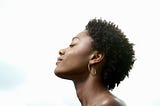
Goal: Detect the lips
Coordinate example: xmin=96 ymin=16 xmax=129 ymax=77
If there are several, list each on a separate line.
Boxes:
xmin=56 ymin=57 xmax=63 ymax=65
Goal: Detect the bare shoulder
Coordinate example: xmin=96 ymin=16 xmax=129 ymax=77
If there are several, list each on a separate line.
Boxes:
xmin=98 ymin=96 xmax=126 ymax=106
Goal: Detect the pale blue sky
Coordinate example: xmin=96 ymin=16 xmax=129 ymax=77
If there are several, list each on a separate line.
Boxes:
xmin=0 ymin=0 xmax=160 ymax=106
xmin=0 ymin=61 xmax=26 ymax=89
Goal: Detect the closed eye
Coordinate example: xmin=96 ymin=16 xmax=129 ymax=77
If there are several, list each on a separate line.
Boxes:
xmin=69 ymin=44 xmax=75 ymax=47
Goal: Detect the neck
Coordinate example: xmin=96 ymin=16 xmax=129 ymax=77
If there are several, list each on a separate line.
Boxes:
xmin=73 ymin=75 xmax=108 ymax=106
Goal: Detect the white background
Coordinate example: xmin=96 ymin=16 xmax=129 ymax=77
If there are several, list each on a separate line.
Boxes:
xmin=0 ymin=0 xmax=160 ymax=106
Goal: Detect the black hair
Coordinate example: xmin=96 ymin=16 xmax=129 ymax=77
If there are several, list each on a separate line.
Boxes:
xmin=86 ymin=18 xmax=135 ymax=90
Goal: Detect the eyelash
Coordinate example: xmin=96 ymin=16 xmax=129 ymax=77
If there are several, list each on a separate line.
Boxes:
xmin=69 ymin=44 xmax=75 ymax=47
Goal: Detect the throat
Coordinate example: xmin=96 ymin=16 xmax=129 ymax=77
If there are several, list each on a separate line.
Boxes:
xmin=73 ymin=76 xmax=108 ymax=106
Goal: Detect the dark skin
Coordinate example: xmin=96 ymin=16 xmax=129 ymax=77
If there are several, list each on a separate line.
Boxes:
xmin=55 ymin=30 xmax=126 ymax=106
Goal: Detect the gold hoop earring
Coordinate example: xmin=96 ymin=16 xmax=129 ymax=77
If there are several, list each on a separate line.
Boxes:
xmin=88 ymin=64 xmax=96 ymax=76
xmin=88 ymin=63 xmax=91 ymax=72
xmin=92 ymin=68 xmax=97 ymax=75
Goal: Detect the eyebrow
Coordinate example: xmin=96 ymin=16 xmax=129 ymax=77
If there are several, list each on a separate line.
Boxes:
xmin=72 ymin=37 xmax=80 ymax=41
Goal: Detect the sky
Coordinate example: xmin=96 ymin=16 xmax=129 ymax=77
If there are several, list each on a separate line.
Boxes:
xmin=0 ymin=0 xmax=160 ymax=106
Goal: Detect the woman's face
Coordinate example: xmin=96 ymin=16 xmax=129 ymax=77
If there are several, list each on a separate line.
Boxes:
xmin=54 ymin=30 xmax=93 ymax=80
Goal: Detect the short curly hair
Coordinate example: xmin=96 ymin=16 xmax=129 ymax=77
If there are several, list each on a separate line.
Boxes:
xmin=85 ymin=19 xmax=135 ymax=90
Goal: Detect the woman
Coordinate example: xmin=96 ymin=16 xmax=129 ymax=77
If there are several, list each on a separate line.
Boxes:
xmin=54 ymin=19 xmax=135 ymax=106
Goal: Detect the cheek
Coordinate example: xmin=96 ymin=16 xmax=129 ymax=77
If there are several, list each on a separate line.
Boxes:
xmin=55 ymin=49 xmax=90 ymax=76
xmin=65 ymin=50 xmax=89 ymax=70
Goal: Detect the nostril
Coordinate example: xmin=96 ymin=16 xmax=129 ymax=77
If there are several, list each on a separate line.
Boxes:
xmin=59 ymin=49 xmax=65 ymax=55
xmin=59 ymin=50 xmax=62 ymax=55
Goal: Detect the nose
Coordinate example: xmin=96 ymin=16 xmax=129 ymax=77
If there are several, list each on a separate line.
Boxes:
xmin=59 ymin=48 xmax=65 ymax=56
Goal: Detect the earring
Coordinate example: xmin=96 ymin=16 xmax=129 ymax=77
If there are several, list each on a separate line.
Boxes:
xmin=92 ymin=68 xmax=97 ymax=75
xmin=88 ymin=64 xmax=96 ymax=76
xmin=88 ymin=63 xmax=91 ymax=72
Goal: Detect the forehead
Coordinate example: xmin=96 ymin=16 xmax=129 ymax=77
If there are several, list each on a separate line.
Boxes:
xmin=73 ymin=30 xmax=92 ymax=41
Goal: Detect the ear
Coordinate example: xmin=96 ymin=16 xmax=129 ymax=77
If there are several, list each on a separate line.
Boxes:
xmin=89 ymin=51 xmax=104 ymax=65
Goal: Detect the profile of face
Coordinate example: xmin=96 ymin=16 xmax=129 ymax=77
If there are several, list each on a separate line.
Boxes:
xmin=54 ymin=30 xmax=94 ymax=80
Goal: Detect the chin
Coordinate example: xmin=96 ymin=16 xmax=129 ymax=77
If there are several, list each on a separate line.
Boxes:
xmin=54 ymin=69 xmax=62 ymax=77
xmin=54 ymin=69 xmax=70 ymax=80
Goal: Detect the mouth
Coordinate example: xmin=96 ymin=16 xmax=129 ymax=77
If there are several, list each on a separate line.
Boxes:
xmin=56 ymin=57 xmax=63 ymax=65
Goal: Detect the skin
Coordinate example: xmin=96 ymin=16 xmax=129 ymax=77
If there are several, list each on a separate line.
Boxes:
xmin=54 ymin=30 xmax=126 ymax=106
